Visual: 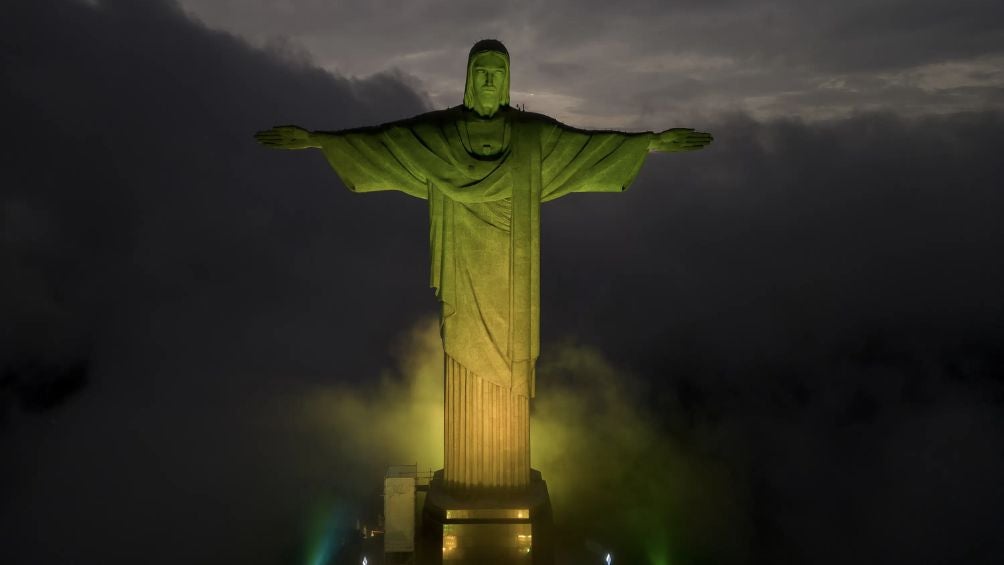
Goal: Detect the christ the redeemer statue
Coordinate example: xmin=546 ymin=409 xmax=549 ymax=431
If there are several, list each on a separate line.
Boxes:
xmin=256 ymin=39 xmax=711 ymax=491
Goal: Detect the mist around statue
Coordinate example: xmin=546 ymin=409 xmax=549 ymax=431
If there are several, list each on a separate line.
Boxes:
xmin=293 ymin=319 xmax=744 ymax=565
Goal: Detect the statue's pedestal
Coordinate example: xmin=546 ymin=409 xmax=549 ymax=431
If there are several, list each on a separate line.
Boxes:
xmin=419 ymin=469 xmax=553 ymax=565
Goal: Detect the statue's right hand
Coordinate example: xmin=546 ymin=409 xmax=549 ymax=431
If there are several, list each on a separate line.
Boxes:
xmin=253 ymin=125 xmax=319 ymax=150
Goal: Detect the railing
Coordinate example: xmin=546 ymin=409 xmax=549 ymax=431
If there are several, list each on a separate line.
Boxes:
xmin=385 ymin=464 xmax=436 ymax=486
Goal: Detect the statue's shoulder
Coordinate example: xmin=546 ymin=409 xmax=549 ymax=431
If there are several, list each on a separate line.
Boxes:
xmin=388 ymin=106 xmax=564 ymax=131
xmin=504 ymin=107 xmax=560 ymax=128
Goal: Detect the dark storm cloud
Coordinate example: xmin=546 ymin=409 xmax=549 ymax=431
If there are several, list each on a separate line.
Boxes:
xmin=543 ymin=111 xmax=1004 ymax=365
xmin=539 ymin=111 xmax=1004 ymax=562
xmin=178 ymin=0 xmax=1004 ymax=123
xmin=513 ymin=0 xmax=1004 ymax=72
xmin=0 ymin=0 xmax=429 ymax=377
xmin=3 ymin=0 xmax=1004 ymax=564
xmin=2 ymin=0 xmax=429 ymax=563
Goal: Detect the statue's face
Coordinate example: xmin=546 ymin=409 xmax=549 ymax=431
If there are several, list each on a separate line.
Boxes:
xmin=470 ymin=52 xmax=507 ymax=117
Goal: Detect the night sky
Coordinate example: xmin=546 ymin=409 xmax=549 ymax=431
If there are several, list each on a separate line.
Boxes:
xmin=3 ymin=0 xmax=1004 ymax=564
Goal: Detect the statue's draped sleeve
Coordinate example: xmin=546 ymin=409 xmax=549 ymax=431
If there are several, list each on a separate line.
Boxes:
xmin=538 ymin=121 xmax=653 ymax=202
xmin=317 ymin=122 xmax=432 ymax=200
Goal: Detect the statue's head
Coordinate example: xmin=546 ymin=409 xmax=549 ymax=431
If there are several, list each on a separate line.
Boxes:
xmin=463 ymin=39 xmax=510 ymax=118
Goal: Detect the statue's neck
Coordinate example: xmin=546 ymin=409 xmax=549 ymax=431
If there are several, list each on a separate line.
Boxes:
xmin=461 ymin=110 xmax=509 ymax=157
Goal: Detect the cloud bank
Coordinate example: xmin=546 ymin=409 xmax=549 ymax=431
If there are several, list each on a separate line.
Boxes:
xmin=178 ymin=0 xmax=1004 ymax=124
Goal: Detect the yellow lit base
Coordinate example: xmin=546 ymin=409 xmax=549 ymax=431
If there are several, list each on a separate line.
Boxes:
xmin=442 ymin=523 xmax=532 ymax=562
xmin=419 ymin=469 xmax=554 ymax=564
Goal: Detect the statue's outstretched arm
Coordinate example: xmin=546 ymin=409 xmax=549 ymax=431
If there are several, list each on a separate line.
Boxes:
xmin=649 ymin=128 xmax=713 ymax=153
xmin=253 ymin=125 xmax=324 ymax=150
xmin=256 ymin=121 xmax=429 ymax=198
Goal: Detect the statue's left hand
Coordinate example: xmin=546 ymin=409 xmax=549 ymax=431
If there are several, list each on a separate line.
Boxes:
xmin=254 ymin=125 xmax=320 ymax=150
xmin=650 ymin=128 xmax=713 ymax=153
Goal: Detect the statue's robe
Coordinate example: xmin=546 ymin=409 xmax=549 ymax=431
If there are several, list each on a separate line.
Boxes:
xmin=320 ymin=106 xmax=651 ymax=488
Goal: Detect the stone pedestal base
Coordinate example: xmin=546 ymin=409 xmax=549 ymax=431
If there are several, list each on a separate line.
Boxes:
xmin=418 ymin=469 xmax=553 ymax=565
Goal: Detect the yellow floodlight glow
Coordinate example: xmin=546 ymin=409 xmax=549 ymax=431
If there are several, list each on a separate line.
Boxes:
xmin=442 ymin=534 xmax=458 ymax=553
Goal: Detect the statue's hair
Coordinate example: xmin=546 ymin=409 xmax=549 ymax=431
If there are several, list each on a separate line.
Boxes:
xmin=463 ymin=39 xmax=510 ymax=110
xmin=469 ymin=39 xmax=509 ymax=59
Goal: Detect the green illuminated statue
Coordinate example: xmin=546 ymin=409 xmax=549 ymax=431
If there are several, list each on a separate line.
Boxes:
xmin=256 ymin=40 xmax=712 ymax=491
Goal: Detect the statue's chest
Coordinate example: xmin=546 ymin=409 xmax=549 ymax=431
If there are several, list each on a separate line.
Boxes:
xmin=463 ymin=119 xmax=510 ymax=157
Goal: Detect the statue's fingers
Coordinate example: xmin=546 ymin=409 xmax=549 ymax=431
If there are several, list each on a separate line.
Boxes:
xmin=256 ymin=135 xmax=286 ymax=144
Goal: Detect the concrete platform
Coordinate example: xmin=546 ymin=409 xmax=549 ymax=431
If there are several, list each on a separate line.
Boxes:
xmin=418 ymin=469 xmax=554 ymax=565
